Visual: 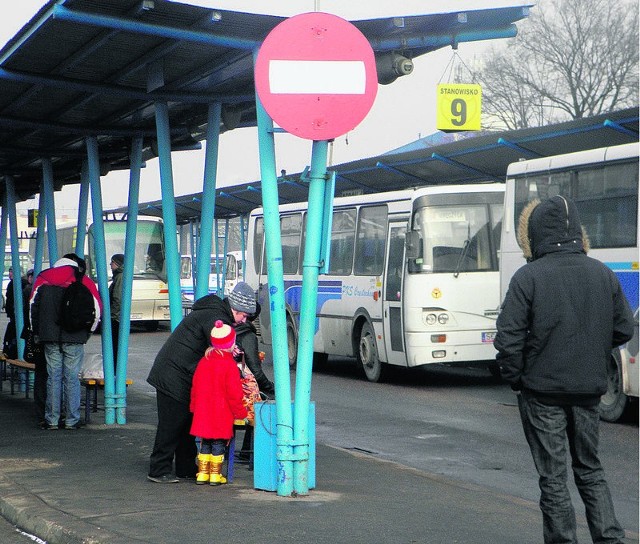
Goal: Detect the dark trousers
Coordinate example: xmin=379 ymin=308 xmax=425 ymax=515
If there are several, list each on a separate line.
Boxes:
xmin=111 ymin=320 xmax=119 ymax=374
xmin=34 ymin=359 xmax=48 ymax=422
xmin=518 ymin=392 xmax=624 ymax=544
xmin=148 ymin=391 xmax=197 ymax=478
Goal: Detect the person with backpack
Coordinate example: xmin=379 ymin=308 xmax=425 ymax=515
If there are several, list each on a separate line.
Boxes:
xmin=30 ymin=253 xmax=102 ymax=430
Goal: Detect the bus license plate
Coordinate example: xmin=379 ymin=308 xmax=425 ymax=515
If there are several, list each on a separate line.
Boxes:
xmin=482 ymin=331 xmax=496 ymax=343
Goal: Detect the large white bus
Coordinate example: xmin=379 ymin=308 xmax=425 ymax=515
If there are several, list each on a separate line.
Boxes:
xmin=245 ymin=184 xmax=505 ymax=382
xmin=500 ymin=142 xmax=639 ymax=422
xmin=32 ymin=216 xmax=170 ymax=331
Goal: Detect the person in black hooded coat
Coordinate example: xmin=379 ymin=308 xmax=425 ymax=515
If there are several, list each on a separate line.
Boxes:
xmin=495 ymin=195 xmax=633 ymax=544
xmin=146 ymin=282 xmax=258 ymax=483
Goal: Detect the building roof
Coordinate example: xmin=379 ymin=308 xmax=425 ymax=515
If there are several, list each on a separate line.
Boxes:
xmin=125 ymin=107 xmax=639 ymax=223
xmin=0 ymin=0 xmax=533 ymax=203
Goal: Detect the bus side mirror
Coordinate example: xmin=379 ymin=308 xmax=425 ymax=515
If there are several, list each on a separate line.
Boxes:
xmin=405 ymin=231 xmax=421 ymax=260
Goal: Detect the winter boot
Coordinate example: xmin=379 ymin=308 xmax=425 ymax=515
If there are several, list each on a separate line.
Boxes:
xmin=209 ymin=454 xmax=227 ymax=486
xmin=196 ymin=453 xmax=212 ymax=485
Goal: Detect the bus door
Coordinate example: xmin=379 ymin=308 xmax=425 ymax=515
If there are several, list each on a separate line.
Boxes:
xmin=382 ymin=222 xmax=407 ymax=366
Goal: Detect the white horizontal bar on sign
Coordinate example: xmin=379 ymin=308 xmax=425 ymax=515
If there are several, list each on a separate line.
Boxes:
xmin=269 ymin=60 xmax=366 ymax=94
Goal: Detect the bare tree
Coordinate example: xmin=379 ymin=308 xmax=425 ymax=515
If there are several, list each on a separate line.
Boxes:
xmin=473 ymin=0 xmax=639 ymax=129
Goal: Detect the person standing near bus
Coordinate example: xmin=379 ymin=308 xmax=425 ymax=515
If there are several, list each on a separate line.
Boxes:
xmin=109 ymin=253 xmax=125 ymax=374
xmin=495 ymin=196 xmax=634 ymax=544
xmin=31 ymin=254 xmax=102 ymax=430
xmin=146 ymin=281 xmax=257 ymax=483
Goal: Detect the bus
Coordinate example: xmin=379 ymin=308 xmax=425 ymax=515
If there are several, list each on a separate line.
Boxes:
xmin=245 ymin=184 xmax=505 ymax=382
xmin=500 ymin=142 xmax=639 ymax=422
xmin=180 ymin=254 xmax=224 ymax=301
xmin=224 ymin=250 xmax=244 ymax=296
xmin=32 ymin=216 xmax=170 ymax=331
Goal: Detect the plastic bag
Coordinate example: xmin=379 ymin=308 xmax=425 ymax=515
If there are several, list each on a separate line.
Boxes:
xmin=79 ymin=353 xmax=104 ymax=380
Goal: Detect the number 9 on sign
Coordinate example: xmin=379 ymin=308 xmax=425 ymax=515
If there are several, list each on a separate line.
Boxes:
xmin=436 ymin=84 xmax=482 ymax=132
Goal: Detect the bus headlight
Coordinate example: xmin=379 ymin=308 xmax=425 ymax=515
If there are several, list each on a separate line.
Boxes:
xmin=437 ymin=313 xmax=449 ymax=325
xmin=426 ymin=313 xmax=437 ymax=325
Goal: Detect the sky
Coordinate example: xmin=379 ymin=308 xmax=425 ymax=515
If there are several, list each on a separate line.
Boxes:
xmin=2 ymin=1 xmax=524 ymax=215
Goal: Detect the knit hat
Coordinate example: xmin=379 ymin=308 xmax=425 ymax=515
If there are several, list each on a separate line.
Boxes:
xmin=210 ymin=319 xmax=236 ymax=349
xmin=111 ymin=253 xmax=125 ymax=267
xmin=227 ymin=282 xmax=256 ymax=314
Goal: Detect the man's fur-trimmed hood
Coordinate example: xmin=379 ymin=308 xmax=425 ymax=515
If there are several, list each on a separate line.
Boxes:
xmin=517 ymin=196 xmax=590 ymax=261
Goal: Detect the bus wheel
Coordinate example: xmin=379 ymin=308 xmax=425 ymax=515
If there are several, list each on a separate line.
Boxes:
xmin=599 ymin=350 xmax=628 ymax=422
xmin=358 ymin=321 xmax=384 ymax=383
xmin=287 ymin=318 xmax=297 ymax=369
xmin=144 ymin=320 xmax=159 ymax=332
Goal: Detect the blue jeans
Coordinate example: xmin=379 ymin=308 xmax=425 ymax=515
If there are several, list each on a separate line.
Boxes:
xmin=44 ymin=343 xmax=84 ymax=427
xmin=518 ymin=392 xmax=624 ymax=544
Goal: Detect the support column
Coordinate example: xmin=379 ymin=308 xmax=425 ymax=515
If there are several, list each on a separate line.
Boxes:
xmin=6 ymin=176 xmax=25 ymax=359
xmin=154 ymin=101 xmax=182 ymax=330
xmin=86 ymin=136 xmax=116 ymax=424
xmin=114 ymin=136 xmax=143 ymax=424
xmin=293 ymin=140 xmax=328 ymax=494
xmin=254 ymin=81 xmax=294 ymax=497
xmin=195 ymin=102 xmax=221 ymax=301
xmin=41 ymin=159 xmax=58 ymax=266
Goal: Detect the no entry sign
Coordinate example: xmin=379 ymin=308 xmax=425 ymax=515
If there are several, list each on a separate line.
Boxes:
xmin=254 ymin=12 xmax=378 ymax=141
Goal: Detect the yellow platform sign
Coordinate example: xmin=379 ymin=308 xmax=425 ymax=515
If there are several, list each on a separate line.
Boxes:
xmin=436 ymin=83 xmax=482 ymax=132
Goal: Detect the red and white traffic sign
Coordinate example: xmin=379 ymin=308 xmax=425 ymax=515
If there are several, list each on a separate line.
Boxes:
xmin=254 ymin=12 xmax=378 ymax=141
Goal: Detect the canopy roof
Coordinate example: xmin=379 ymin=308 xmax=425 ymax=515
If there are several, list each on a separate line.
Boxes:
xmin=125 ymin=107 xmax=639 ymax=223
xmin=0 ymin=0 xmax=532 ymax=202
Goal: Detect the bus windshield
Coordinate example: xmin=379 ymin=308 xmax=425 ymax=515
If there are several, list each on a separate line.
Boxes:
xmin=409 ymin=203 xmax=500 ymax=274
xmin=88 ymin=220 xmax=166 ymax=280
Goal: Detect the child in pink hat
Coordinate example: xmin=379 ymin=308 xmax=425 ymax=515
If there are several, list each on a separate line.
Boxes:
xmin=189 ymin=320 xmax=247 ymax=485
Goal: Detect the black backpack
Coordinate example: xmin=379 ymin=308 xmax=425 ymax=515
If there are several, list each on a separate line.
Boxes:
xmin=59 ymin=269 xmax=96 ymax=333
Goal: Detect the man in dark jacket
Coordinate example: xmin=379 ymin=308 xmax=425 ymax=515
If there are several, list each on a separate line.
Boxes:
xmin=31 ymin=254 xmax=102 ymax=430
xmin=109 ymin=253 xmax=125 ymax=373
xmin=146 ymin=281 xmax=257 ymax=483
xmin=495 ymin=196 xmax=634 ymax=544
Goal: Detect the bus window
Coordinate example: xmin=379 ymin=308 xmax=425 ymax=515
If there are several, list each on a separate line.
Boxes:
xmin=412 ymin=204 xmax=496 ymax=274
xmin=180 ymin=256 xmax=192 ymax=279
xmin=385 ymin=226 xmax=405 ymax=301
xmin=253 ymin=217 xmax=265 ymax=275
xmin=328 ymin=208 xmax=356 ymax=275
xmin=354 ymin=205 xmax=387 ymax=276
xmin=281 ymin=214 xmax=302 ymax=274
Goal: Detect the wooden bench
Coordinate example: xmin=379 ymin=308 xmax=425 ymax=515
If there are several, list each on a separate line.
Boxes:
xmin=5 ymin=359 xmax=36 ymax=398
xmin=80 ymin=377 xmax=133 ymax=424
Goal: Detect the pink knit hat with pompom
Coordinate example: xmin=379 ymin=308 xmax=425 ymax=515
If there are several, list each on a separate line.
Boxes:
xmin=210 ymin=320 xmax=236 ymax=349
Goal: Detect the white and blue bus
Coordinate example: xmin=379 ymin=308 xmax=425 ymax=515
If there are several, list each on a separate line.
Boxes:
xmin=500 ymin=142 xmax=639 ymax=422
xmin=245 ymin=184 xmax=505 ymax=382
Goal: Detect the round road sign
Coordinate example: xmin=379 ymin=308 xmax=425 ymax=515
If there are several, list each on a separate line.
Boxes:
xmin=254 ymin=12 xmax=378 ymax=141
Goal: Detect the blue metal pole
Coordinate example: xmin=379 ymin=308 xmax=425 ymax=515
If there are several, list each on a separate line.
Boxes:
xmin=196 ymin=103 xmax=221 ymax=301
xmin=75 ymin=160 xmax=89 ymax=256
xmin=154 ymin=101 xmax=182 ymax=330
xmin=6 ymin=176 xmax=25 ymax=359
xmin=115 ymin=136 xmax=143 ymax=425
xmin=86 ymin=136 xmax=116 ymax=425
xmin=254 ymin=74 xmax=294 ymax=497
xmin=42 ymin=159 xmax=58 ymax=266
xmin=33 ymin=183 xmax=45 ymax=277
xmin=293 ymin=140 xmax=328 ymax=494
